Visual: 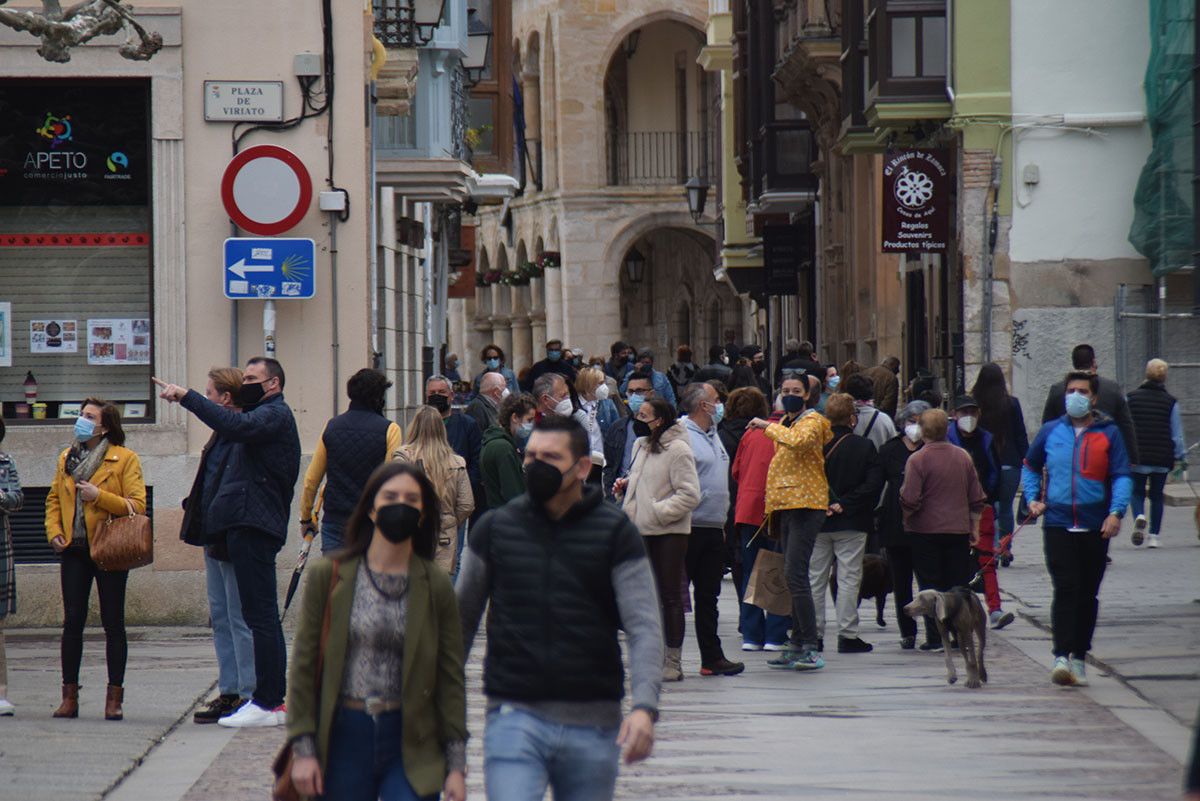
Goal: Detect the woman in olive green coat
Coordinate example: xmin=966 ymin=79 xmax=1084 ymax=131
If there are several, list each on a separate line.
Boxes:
xmin=287 ymin=461 xmax=467 ymax=801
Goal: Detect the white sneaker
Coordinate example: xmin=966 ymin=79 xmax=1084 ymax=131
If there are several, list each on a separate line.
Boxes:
xmin=1070 ymin=658 xmax=1089 ymax=687
xmin=1147 ymin=534 xmax=1161 ymax=549
xmin=217 ymin=701 xmax=281 ymax=728
xmin=763 ymin=643 xmax=787 ymax=651
xmin=0 ymin=698 xmax=14 ymax=716
xmin=1051 ymin=656 xmax=1075 ymax=686
xmin=1132 ymin=515 xmax=1147 ymax=546
xmin=741 ymin=641 xmax=764 ymax=651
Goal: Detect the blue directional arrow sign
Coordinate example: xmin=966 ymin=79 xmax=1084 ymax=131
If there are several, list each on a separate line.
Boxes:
xmin=223 ymin=238 xmax=316 ymax=300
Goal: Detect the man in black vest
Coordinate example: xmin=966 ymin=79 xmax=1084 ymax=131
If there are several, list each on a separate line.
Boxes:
xmin=457 ymin=416 xmax=662 ymax=801
xmin=298 ymin=368 xmax=402 ymax=553
xmin=1125 ymin=358 xmax=1185 ymax=547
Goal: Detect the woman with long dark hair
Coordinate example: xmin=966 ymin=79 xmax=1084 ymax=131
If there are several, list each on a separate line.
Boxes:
xmin=971 ymin=362 xmax=1029 ymax=566
xmin=45 ymin=398 xmax=146 ymax=721
xmin=614 ymin=396 xmax=700 ymax=682
xmin=287 ymin=461 xmax=467 ymax=801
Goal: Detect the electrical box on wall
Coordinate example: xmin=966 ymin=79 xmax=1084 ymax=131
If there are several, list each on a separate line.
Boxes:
xmin=319 ymin=191 xmax=347 ymax=211
xmin=1022 ymin=164 xmax=1041 ymax=185
xmin=294 ymin=53 xmax=322 ymax=77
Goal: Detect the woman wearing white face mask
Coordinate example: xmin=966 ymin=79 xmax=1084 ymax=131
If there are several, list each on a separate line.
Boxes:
xmin=574 ymin=368 xmax=618 ymax=485
xmin=876 ymin=401 xmax=931 ymax=650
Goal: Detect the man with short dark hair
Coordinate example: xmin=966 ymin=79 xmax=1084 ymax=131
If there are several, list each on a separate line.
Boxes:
xmin=694 ymin=344 xmax=733 ymax=384
xmin=525 ymin=339 xmax=578 ymax=390
xmin=606 ymin=340 xmax=635 ymax=381
xmin=1040 ymin=343 xmax=1139 ymax=465
xmin=457 ymin=416 xmax=662 ymax=801
xmin=298 ymin=368 xmax=402 ymax=553
xmin=155 ymin=357 xmax=301 ymax=727
xmin=619 ymin=349 xmax=676 ymax=405
xmin=603 ymin=370 xmax=655 ymax=497
xmin=740 ymin=345 xmax=771 ymax=395
xmin=777 ymin=339 xmax=823 ymax=385
xmin=845 ymin=373 xmax=896 ymax=450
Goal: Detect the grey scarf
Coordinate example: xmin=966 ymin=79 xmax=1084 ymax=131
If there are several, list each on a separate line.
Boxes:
xmin=66 ymin=439 xmax=109 ymax=546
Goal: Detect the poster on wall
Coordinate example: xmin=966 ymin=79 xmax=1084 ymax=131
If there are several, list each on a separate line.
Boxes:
xmin=0 ymin=302 xmax=10 ymax=367
xmin=30 ymin=318 xmax=78 ymax=354
xmin=87 ymin=318 xmax=150 ymax=365
xmin=881 ymin=148 xmax=951 ymax=254
xmin=0 ymin=80 xmax=150 ymax=206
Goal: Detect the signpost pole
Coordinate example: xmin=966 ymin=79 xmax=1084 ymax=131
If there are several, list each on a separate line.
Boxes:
xmin=264 ymin=300 xmax=276 ymax=357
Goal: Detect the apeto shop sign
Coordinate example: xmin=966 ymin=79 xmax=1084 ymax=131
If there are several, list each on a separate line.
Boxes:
xmin=881 ymin=149 xmax=950 ymax=254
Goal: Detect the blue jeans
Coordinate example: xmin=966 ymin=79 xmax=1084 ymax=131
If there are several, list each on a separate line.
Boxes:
xmin=226 ymin=528 xmax=286 ymax=709
xmin=452 ymin=521 xmax=467 ymax=581
xmin=323 ymin=708 xmax=434 ymax=801
xmin=1131 ymin=470 xmax=1168 ymax=534
xmin=204 ymin=553 xmax=255 ymax=698
xmin=320 ymin=519 xmax=345 ymax=555
xmin=994 ymin=465 xmax=1021 ymax=541
xmin=484 ymin=706 xmax=621 ymax=801
xmin=736 ymin=524 xmax=790 ymax=646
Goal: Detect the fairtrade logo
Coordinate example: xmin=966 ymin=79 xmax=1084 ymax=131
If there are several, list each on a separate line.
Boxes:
xmin=106 ymin=152 xmax=129 ymax=173
xmin=35 ymin=113 xmax=73 ymax=149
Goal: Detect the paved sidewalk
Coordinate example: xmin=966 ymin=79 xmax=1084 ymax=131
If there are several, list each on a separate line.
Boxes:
xmin=3 ymin=510 xmax=1193 ymax=801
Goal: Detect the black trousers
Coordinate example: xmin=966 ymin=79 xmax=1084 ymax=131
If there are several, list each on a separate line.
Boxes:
xmin=910 ymin=532 xmax=974 ymax=645
xmin=1043 ymin=527 xmax=1109 ymax=658
xmin=643 ymin=534 xmax=689 ymax=649
xmin=60 ymin=546 xmax=128 ymax=686
xmin=686 ymin=526 xmax=728 ymax=665
xmin=886 ymin=541 xmax=936 ymax=642
xmin=227 ymin=528 xmax=287 ymax=709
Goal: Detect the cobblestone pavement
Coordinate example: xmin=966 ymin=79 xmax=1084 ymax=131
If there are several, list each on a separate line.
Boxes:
xmin=3 ymin=508 xmax=1195 ymax=800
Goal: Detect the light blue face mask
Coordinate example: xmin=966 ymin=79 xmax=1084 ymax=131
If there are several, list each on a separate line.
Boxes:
xmin=712 ymin=401 xmax=726 ymax=425
xmin=827 ymin=375 xmax=841 ymax=390
xmin=517 ymin=420 xmax=535 ymax=440
xmin=547 ymin=350 xmax=562 ymax=362
xmin=74 ymin=416 xmax=97 ymax=442
xmin=1065 ymin=391 xmax=1092 ymax=419
xmin=628 ymin=393 xmax=646 ymax=414
xmin=486 ymin=357 xmax=501 ymax=370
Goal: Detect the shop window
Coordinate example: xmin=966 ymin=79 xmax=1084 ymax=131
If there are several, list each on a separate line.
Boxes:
xmin=0 ymin=79 xmax=153 ymax=425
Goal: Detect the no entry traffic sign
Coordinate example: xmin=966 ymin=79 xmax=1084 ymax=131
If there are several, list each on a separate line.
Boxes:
xmin=220 ymin=144 xmax=313 ymax=236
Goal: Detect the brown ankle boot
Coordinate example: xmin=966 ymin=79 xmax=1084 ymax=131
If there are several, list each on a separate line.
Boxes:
xmin=53 ymin=683 xmax=79 ymax=718
xmin=105 ymin=685 xmax=124 ymax=721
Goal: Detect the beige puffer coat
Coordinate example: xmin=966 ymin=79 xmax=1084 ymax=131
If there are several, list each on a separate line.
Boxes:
xmin=621 ymin=421 xmax=701 ymax=536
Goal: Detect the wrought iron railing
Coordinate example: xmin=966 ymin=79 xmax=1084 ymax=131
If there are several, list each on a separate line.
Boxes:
xmin=450 ymin=65 xmax=469 ymax=162
xmin=605 ymin=130 xmax=718 ymax=186
xmin=374 ymin=0 xmax=417 ymax=48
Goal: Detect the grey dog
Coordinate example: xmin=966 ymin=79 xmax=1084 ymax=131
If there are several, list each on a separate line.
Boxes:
xmin=904 ymin=587 xmax=988 ymax=689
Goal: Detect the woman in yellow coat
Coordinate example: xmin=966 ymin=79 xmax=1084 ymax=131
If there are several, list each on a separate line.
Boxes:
xmin=44 ymin=398 xmax=146 ymax=721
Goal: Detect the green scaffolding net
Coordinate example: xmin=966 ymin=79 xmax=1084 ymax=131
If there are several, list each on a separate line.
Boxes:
xmin=1129 ymin=0 xmax=1195 ymax=277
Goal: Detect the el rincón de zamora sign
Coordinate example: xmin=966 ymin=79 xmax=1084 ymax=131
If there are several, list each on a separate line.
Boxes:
xmin=881 ymin=148 xmax=950 ymax=254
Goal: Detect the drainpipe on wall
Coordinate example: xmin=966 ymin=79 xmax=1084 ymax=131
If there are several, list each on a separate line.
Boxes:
xmin=981 ymin=156 xmax=1001 ymax=363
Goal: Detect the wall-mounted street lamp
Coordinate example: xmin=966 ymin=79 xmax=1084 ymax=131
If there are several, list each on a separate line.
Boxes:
xmin=412 ymin=0 xmax=447 ymax=44
xmin=463 ymin=7 xmax=493 ymax=87
xmin=624 ymin=246 xmax=646 ymax=284
xmin=685 ymin=175 xmax=709 ymax=223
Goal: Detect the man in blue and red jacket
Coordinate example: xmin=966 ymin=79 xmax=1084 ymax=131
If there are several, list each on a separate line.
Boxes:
xmin=1022 ymin=370 xmax=1132 ymax=689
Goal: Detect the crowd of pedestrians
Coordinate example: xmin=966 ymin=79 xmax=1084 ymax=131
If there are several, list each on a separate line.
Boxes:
xmin=0 ymin=333 xmax=1194 ymax=800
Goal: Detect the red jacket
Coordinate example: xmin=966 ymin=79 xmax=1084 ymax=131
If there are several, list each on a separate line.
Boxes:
xmin=730 ymin=412 xmax=784 ymax=526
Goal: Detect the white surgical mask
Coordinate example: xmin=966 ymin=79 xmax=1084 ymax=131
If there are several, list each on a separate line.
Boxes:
xmin=554 ymin=396 xmax=574 ymax=416
xmin=904 ymin=423 xmax=922 ymax=443
xmin=500 ymin=388 xmax=511 ymax=400
xmin=594 ymin=383 xmax=611 ymax=401
xmin=957 ymin=415 xmax=977 ymax=434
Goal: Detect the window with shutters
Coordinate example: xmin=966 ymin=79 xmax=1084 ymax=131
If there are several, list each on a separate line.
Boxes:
xmin=0 ymin=79 xmax=154 ymax=425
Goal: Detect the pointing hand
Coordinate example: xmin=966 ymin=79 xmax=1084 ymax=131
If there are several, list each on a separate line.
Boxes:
xmin=152 ymin=377 xmax=186 ymax=403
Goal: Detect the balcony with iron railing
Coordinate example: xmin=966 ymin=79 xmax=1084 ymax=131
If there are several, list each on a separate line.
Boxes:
xmin=605 ymin=130 xmax=718 ymax=187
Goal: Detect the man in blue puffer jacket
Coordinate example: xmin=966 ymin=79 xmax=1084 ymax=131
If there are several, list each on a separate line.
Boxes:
xmin=1021 ymin=370 xmax=1131 ymax=689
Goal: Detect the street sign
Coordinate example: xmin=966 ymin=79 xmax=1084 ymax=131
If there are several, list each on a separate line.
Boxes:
xmin=220 ymin=145 xmax=312 ymax=236
xmin=223 ymin=238 xmax=316 ymax=300
xmin=204 ymin=81 xmax=285 ymax=122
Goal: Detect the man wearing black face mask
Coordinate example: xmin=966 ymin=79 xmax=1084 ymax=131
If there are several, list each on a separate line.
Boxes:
xmin=457 ymin=416 xmax=663 ymax=799
xmin=155 ymin=356 xmax=301 ymax=727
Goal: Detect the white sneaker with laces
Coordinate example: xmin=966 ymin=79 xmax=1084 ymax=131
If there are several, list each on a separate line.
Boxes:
xmin=0 ymin=698 xmax=14 ymax=716
xmin=763 ymin=643 xmax=787 ymax=652
xmin=1069 ymin=658 xmax=1089 ymax=686
xmin=1147 ymin=534 xmax=1161 ymax=549
xmin=741 ymin=642 xmax=764 ymax=652
xmin=218 ymin=701 xmax=281 ymax=728
xmin=1051 ymin=656 xmax=1075 ymax=687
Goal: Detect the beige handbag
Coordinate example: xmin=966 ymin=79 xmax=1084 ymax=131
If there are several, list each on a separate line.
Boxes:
xmin=90 ymin=499 xmax=153 ymax=572
xmin=743 ymin=547 xmax=792 ymax=617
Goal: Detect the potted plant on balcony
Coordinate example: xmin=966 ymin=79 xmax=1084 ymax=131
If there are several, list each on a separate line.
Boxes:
xmin=538 ymin=251 xmax=561 ymax=269
xmin=518 ymin=260 xmax=543 ymax=281
xmin=499 ymin=269 xmax=530 ymax=287
xmin=476 ymin=268 xmax=504 ymax=287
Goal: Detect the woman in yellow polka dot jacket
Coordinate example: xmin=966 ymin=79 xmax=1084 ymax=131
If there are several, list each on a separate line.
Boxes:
xmin=747 ymin=372 xmax=832 ymax=672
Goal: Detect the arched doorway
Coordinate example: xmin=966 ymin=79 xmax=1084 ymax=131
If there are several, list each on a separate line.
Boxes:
xmin=617 ymin=227 xmax=740 ymax=361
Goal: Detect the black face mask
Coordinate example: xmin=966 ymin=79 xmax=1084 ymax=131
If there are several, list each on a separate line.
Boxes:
xmin=752 ymin=360 xmax=766 ymax=374
xmin=239 ymin=381 xmax=266 ymax=407
xmin=632 ymin=419 xmax=654 ymax=438
xmin=375 ymin=503 xmax=421 ymax=544
xmin=526 ymin=458 xmax=571 ymax=504
xmin=781 ymin=395 xmax=806 ymax=414
xmin=426 ymin=394 xmax=450 ymax=413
